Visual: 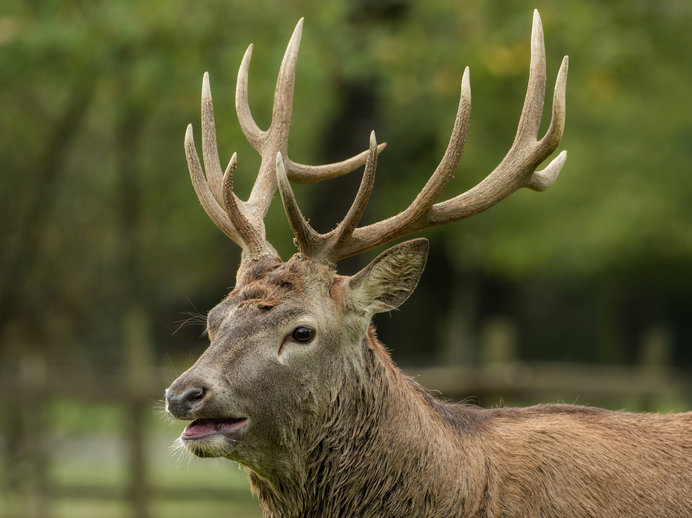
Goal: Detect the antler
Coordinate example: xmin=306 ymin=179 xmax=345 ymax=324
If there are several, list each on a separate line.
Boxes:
xmin=276 ymin=10 xmax=568 ymax=264
xmin=184 ymin=19 xmax=386 ymax=260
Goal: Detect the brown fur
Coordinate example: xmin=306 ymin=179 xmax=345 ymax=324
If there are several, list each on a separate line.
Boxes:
xmin=255 ymin=324 xmax=692 ymax=518
xmin=167 ymin=253 xmax=692 ymax=518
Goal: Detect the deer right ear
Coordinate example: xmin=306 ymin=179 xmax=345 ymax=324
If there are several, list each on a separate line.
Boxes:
xmin=347 ymin=238 xmax=429 ymax=315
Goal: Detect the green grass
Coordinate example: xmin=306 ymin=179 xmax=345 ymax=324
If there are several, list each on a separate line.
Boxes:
xmin=2 ymin=398 xmax=262 ymax=518
xmin=4 ymin=393 xmax=688 ymax=517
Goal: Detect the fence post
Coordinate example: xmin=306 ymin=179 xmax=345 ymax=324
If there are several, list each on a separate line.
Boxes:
xmin=638 ymin=321 xmax=673 ymax=411
xmin=1 ymin=317 xmax=49 ymax=518
xmin=479 ymin=315 xmax=518 ymax=405
xmin=124 ymin=304 xmax=154 ymax=518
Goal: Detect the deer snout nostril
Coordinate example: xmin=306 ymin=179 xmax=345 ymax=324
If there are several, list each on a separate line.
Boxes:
xmin=182 ymin=386 xmax=206 ymax=403
xmin=166 ymin=386 xmax=209 ymax=417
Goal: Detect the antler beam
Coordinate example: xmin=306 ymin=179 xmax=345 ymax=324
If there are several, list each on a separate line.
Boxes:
xmin=276 ymin=10 xmax=568 ymax=263
xmin=185 ymin=19 xmax=386 ymax=260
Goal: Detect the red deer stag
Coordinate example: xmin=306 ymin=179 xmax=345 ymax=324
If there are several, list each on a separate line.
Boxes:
xmin=166 ymin=11 xmax=692 ymax=517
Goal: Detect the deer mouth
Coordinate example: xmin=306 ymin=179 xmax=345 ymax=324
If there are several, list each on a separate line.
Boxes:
xmin=181 ymin=417 xmax=248 ymax=441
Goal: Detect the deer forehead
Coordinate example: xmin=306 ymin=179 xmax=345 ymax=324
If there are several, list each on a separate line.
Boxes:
xmin=208 ymin=255 xmax=349 ymax=333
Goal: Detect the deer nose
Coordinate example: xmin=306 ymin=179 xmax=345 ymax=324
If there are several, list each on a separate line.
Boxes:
xmin=166 ymin=386 xmax=208 ymax=418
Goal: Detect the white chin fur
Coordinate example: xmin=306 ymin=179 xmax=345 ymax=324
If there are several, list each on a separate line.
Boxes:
xmin=180 ymin=433 xmax=237 ymax=458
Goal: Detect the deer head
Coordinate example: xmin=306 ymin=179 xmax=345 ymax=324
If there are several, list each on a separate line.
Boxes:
xmin=166 ymin=11 xmax=567 ymax=479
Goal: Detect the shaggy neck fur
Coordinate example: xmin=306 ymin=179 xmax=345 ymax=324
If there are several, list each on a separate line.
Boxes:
xmin=246 ymin=326 xmax=488 ymax=518
xmin=242 ymin=322 xmax=692 ymax=518
xmin=214 ymin=257 xmax=691 ymax=518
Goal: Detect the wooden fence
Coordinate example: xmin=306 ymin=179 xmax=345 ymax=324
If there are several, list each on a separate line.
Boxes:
xmin=1 ymin=356 xmax=690 ymax=518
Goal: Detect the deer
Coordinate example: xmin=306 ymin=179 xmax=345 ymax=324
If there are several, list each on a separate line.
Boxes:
xmin=165 ymin=11 xmax=692 ymax=517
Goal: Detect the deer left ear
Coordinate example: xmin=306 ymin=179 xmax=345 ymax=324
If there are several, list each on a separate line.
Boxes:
xmin=348 ymin=238 xmax=429 ymax=315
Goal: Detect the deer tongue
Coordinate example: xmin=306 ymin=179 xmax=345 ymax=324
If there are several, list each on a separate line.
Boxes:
xmin=182 ymin=418 xmax=247 ymax=439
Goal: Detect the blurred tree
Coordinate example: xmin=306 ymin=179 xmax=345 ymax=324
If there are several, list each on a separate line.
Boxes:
xmin=0 ymin=0 xmax=690 ymax=377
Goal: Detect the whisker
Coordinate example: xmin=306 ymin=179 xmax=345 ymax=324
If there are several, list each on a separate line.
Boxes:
xmin=172 ymin=311 xmax=207 ymax=336
xmin=170 ymin=437 xmax=193 ymax=466
xmin=153 ymin=399 xmax=174 ymax=423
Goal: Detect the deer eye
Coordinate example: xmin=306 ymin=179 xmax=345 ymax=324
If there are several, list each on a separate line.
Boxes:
xmin=291 ymin=326 xmax=315 ymax=343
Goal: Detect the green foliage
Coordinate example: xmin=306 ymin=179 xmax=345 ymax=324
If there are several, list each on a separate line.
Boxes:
xmin=0 ymin=0 xmax=690 ymax=366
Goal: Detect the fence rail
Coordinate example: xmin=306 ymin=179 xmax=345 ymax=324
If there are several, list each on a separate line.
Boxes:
xmin=412 ymin=362 xmax=692 ymax=404
xmin=1 ymin=361 xmax=690 ymax=518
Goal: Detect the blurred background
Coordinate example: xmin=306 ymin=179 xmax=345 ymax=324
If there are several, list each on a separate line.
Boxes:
xmin=1 ymin=0 xmax=690 ymax=516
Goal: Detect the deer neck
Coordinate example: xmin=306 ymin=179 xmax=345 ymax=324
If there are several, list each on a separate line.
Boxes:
xmin=247 ymin=325 xmax=481 ymax=518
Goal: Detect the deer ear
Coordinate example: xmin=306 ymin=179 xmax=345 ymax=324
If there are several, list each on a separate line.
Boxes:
xmin=348 ymin=238 xmax=429 ymax=314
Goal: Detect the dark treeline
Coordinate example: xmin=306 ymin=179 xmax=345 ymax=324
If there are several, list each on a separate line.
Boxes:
xmin=1 ymin=0 xmax=691 ymax=383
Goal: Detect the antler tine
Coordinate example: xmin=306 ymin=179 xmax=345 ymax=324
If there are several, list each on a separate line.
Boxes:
xmin=187 ymin=75 xmax=277 ymax=259
xmin=429 ymin=10 xmax=568 ymax=210
xmin=189 ymin=13 xmax=567 ymax=264
xmin=188 ymin=18 xmax=389 ymax=260
xmin=323 ymin=67 xmax=473 ymax=259
xmin=185 ymin=125 xmax=243 ymax=245
xmin=528 ymin=55 xmax=568 ymax=192
xmin=236 ymin=44 xmax=266 ymax=151
xmin=330 ymin=131 xmax=379 ymax=256
xmin=528 ymin=149 xmax=567 ymax=192
xmin=238 ymin=18 xmax=389 ymax=217
xmin=394 ymin=67 xmax=472 ymax=230
xmin=514 ymin=9 xmax=547 ymax=144
xmin=276 ymin=133 xmax=380 ymax=263
xmin=285 ymin=142 xmax=387 ymax=184
xmin=538 ymin=54 xmax=569 ymax=154
xmin=322 ymin=10 xmax=567 ymax=261
xmin=275 ymin=152 xmax=322 ymax=257
xmin=243 ymin=18 xmax=303 ymax=216
xmin=201 ymin=72 xmax=224 ymax=204
xmin=221 ymin=153 xmax=268 ymax=257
